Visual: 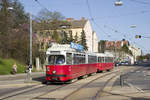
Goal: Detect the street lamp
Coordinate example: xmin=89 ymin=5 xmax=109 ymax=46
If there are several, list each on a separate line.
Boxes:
xmin=7 ymin=7 xmax=13 ymax=10
xmin=114 ymin=0 xmax=123 ymax=6
xmin=130 ymin=25 xmax=136 ymax=28
xmin=7 ymin=6 xmax=33 ymax=82
xmin=130 ymin=25 xmax=137 ymax=63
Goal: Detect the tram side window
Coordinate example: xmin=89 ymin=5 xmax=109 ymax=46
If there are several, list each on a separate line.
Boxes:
xmin=73 ymin=54 xmax=85 ymax=64
xmin=105 ymin=57 xmax=107 ymax=63
xmin=110 ymin=57 xmax=113 ymax=62
xmin=98 ymin=57 xmax=102 ymax=63
xmin=102 ymin=57 xmax=104 ymax=63
xmin=88 ymin=55 xmax=97 ymax=64
xmin=82 ymin=55 xmax=86 ymax=64
xmin=66 ymin=53 xmax=72 ymax=65
xmin=109 ymin=57 xmax=111 ymax=62
xmin=105 ymin=57 xmax=109 ymax=63
xmin=105 ymin=57 xmax=113 ymax=63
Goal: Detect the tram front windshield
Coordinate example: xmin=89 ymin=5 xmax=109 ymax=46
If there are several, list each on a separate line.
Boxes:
xmin=48 ymin=55 xmax=65 ymax=65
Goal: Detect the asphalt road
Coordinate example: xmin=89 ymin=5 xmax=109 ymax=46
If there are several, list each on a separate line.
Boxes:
xmin=125 ymin=66 xmax=150 ymax=93
xmin=0 ymin=66 xmax=150 ymax=100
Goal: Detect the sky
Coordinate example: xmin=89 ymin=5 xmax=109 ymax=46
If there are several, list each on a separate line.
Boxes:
xmin=19 ymin=0 xmax=150 ymax=54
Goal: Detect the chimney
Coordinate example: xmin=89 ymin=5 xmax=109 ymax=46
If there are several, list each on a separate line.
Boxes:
xmin=66 ymin=18 xmax=74 ymax=22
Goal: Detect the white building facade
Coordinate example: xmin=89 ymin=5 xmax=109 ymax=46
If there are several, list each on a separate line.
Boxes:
xmin=129 ymin=45 xmax=142 ymax=62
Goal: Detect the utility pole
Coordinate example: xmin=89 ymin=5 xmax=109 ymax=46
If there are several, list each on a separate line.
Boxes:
xmin=30 ymin=12 xmax=32 ymax=69
xmin=25 ymin=12 xmax=32 ymax=82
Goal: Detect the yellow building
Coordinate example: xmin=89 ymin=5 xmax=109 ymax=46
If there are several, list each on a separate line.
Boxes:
xmin=64 ymin=17 xmax=98 ymax=52
xmin=37 ymin=17 xmax=98 ymax=52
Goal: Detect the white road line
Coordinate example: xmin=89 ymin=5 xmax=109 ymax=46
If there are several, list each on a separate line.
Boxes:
xmin=124 ymin=81 xmax=144 ymax=93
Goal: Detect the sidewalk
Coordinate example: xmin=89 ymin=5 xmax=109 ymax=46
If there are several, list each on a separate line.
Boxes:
xmin=0 ymin=72 xmax=45 ymax=86
xmin=0 ymin=71 xmax=45 ymax=78
xmin=100 ymin=78 xmax=150 ymax=100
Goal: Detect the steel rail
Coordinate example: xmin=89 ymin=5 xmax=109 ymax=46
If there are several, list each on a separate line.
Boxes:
xmin=93 ymin=67 xmax=144 ymax=100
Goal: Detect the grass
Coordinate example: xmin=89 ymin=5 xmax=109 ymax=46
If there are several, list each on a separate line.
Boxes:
xmin=0 ymin=58 xmax=26 ymax=75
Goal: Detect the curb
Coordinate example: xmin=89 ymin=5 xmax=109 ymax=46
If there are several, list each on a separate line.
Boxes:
xmin=0 ymin=72 xmax=45 ymax=77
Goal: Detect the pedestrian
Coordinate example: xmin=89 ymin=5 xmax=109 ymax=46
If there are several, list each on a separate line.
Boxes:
xmin=28 ymin=64 xmax=32 ymax=73
xmin=12 ymin=63 xmax=17 ymax=74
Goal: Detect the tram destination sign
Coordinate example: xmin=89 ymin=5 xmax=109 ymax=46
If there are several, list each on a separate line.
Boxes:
xmin=70 ymin=42 xmax=83 ymax=51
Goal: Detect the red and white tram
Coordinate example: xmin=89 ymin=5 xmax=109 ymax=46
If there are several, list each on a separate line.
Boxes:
xmin=45 ymin=43 xmax=114 ymax=83
xmin=96 ymin=53 xmax=114 ymax=72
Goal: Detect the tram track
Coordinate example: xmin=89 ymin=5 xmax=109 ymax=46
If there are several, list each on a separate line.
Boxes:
xmin=0 ymin=85 xmax=34 ymax=97
xmin=30 ymin=69 xmax=122 ymax=100
xmin=0 ymin=84 xmax=46 ymax=100
xmin=0 ymin=66 xmax=142 ymax=100
xmin=0 ymin=76 xmax=77 ymax=100
xmin=29 ymin=67 xmax=139 ymax=100
xmin=92 ymin=74 xmax=120 ymax=100
xmin=62 ymin=71 xmax=120 ymax=100
xmin=92 ymin=67 xmax=144 ymax=100
xmin=62 ymin=67 xmax=142 ymax=100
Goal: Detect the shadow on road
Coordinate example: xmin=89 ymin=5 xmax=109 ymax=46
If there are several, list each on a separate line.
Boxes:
xmin=32 ymin=76 xmax=46 ymax=83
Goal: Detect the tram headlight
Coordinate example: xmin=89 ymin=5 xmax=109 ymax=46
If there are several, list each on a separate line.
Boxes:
xmin=53 ymin=70 xmax=56 ymax=74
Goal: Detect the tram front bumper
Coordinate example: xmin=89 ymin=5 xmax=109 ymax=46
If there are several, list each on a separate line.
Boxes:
xmin=46 ymin=74 xmax=67 ymax=82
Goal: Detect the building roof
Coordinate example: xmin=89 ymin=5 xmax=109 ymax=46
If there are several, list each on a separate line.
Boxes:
xmin=66 ymin=17 xmax=87 ymax=29
xmin=105 ymin=40 xmax=129 ymax=49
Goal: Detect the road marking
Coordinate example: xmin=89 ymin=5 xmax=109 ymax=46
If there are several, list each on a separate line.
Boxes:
xmin=124 ymin=81 xmax=144 ymax=93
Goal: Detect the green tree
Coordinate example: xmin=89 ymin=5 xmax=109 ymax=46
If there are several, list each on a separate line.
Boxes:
xmin=121 ymin=44 xmax=132 ymax=55
xmin=121 ymin=44 xmax=128 ymax=53
xmin=0 ymin=0 xmax=10 ymax=35
xmin=73 ymin=32 xmax=78 ymax=43
xmin=68 ymin=31 xmax=74 ymax=43
xmin=98 ymin=40 xmax=106 ymax=53
xmin=37 ymin=9 xmax=64 ymax=21
xmin=33 ymin=9 xmax=68 ymax=44
xmin=34 ymin=9 xmax=65 ymax=31
xmin=0 ymin=0 xmax=13 ymax=58
xmin=0 ymin=0 xmax=39 ymax=66
xmin=61 ymin=31 xmax=69 ymax=44
xmin=80 ymin=30 xmax=88 ymax=50
xmin=52 ymin=30 xmax=62 ymax=43
xmin=11 ymin=0 xmax=28 ymax=28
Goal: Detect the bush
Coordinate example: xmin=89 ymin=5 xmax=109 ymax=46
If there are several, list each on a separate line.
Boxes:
xmin=0 ymin=58 xmax=25 ymax=75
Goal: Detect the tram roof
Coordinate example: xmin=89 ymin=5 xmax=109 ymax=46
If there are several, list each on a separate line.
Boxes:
xmin=47 ymin=43 xmax=75 ymax=52
xmin=46 ymin=43 xmax=86 ymax=55
xmin=104 ymin=52 xmax=114 ymax=57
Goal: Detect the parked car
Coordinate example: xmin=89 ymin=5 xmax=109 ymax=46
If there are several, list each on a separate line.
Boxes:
xmin=115 ymin=61 xmax=120 ymax=67
xmin=120 ymin=61 xmax=130 ymax=66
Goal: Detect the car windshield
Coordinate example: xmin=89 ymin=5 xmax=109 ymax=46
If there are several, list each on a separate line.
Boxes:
xmin=48 ymin=55 xmax=65 ymax=65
